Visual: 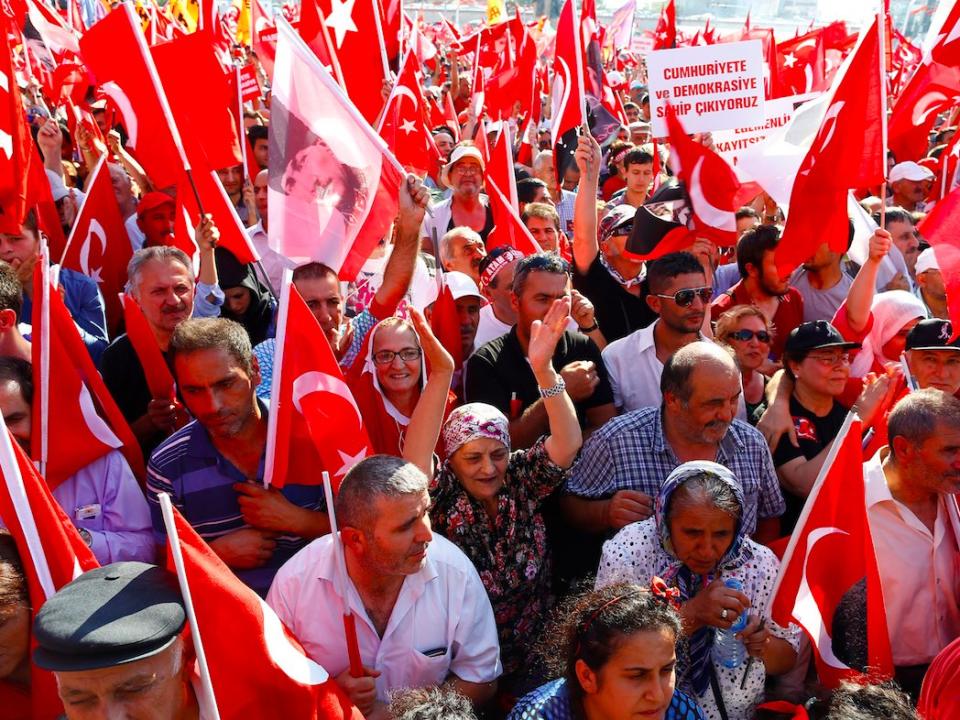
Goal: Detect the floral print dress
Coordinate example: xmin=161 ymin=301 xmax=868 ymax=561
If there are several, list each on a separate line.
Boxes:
xmin=430 ymin=437 xmax=570 ymax=677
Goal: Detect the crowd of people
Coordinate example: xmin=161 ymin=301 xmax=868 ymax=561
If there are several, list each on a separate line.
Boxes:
xmin=0 ymin=8 xmax=959 ymax=720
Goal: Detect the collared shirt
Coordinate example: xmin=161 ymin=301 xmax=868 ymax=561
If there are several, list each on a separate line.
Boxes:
xmin=864 ymin=450 xmax=960 ymax=666
xmin=566 ymin=408 xmax=784 ymax=535
xmin=557 ymin=189 xmax=576 ymax=239
xmin=52 ymin=450 xmax=155 ymax=565
xmin=248 ymin=221 xmax=296 ymax=293
xmin=710 ymin=280 xmax=804 ymax=360
xmin=266 ymin=533 xmax=502 ymax=701
xmin=145 ymin=412 xmax=325 ymax=596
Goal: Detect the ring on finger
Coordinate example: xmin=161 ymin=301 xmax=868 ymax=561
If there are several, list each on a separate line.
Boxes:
xmin=720 ymin=608 xmax=729 ymax=621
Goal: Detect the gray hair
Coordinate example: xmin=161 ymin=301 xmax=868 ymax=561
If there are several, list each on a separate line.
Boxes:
xmin=888 ymin=388 xmax=960 ymax=462
xmin=169 ymin=318 xmax=254 ymax=377
xmin=125 ymin=246 xmax=194 ymax=297
xmin=336 ymin=455 xmax=429 ymax=533
xmin=438 ymin=227 xmax=481 ymax=269
xmin=666 ymin=470 xmax=742 ymax=524
xmin=660 ymin=341 xmax=737 ymax=404
xmin=389 ymin=686 xmax=477 ymax=720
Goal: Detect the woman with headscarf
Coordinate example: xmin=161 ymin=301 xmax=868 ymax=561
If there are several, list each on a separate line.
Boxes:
xmin=215 ymin=247 xmax=276 ymax=346
xmin=596 ymin=462 xmax=799 ymax=720
xmin=427 ymin=296 xmax=582 ymax=694
xmin=0 ymin=531 xmax=30 ymax=720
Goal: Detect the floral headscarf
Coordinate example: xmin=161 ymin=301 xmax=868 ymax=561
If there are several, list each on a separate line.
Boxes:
xmin=442 ymin=403 xmax=511 ymax=458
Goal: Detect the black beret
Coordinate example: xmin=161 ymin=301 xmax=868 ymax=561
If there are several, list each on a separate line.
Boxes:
xmin=33 ymin=562 xmax=186 ymax=672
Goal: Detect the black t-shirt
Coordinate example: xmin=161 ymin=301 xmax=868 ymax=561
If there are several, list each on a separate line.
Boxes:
xmin=572 ymin=253 xmax=656 ymax=344
xmin=774 ymin=395 xmax=848 ymax=534
xmin=465 ymin=327 xmax=614 ymax=434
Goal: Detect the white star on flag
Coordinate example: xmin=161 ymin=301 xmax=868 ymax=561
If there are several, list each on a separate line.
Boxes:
xmin=334 ymin=447 xmax=368 ymax=479
xmin=783 ymin=52 xmax=798 ymax=68
xmin=88 ymin=267 xmax=104 ymax=284
xmin=399 ymin=118 xmax=417 ymax=135
xmin=323 ymin=0 xmax=357 ymax=49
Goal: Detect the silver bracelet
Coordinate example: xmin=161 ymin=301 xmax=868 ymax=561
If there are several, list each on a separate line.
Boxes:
xmin=538 ymin=376 xmax=567 ymax=399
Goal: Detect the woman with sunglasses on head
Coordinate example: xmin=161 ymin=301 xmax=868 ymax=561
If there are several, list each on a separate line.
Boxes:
xmin=508 ymin=582 xmax=706 ymax=720
xmin=715 ymin=307 xmax=775 ymax=424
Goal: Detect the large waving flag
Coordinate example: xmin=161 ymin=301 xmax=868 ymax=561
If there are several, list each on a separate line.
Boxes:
xmin=769 ymin=414 xmax=893 ymax=688
xmin=298 ymin=0 xmax=345 ymax=86
xmin=159 ymin=495 xmax=362 ymax=719
xmin=0 ymin=27 xmax=35 ymax=236
xmin=121 ymin=293 xmax=178 ymax=401
xmin=264 ymin=273 xmax=373 ymax=490
xmin=268 ymin=18 xmax=403 ymax=281
xmin=918 ymin=186 xmax=960 ymax=341
xmin=0 ymin=416 xmax=98 ymax=720
xmin=652 ymin=0 xmax=676 ymax=50
xmin=550 ymin=0 xmax=586 ymax=148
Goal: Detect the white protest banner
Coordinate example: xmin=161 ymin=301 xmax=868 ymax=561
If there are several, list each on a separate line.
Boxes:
xmin=712 ymin=93 xmax=820 ymax=164
xmin=647 ymin=40 xmax=765 ymax=136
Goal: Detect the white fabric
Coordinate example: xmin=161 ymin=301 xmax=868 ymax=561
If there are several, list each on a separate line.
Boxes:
xmin=849 ymin=291 xmax=927 ymax=377
xmin=266 ymin=533 xmax=501 ymax=701
xmin=864 ymin=450 xmax=960 ymax=666
xmin=124 ymin=213 xmax=145 ymax=253
xmin=346 ymin=247 xmax=437 ymax=316
xmin=420 ymin=196 xmax=454 ymax=247
xmin=473 ymin=304 xmax=513 ymax=351
xmin=247 ymin=221 xmax=297 ymax=293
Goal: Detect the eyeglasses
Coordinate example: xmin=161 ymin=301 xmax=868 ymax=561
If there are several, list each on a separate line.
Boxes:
xmin=453 ymin=163 xmax=482 ymax=175
xmin=806 ymin=351 xmax=851 ymax=367
xmin=373 ymin=347 xmax=422 ymax=366
xmin=655 ymin=286 xmax=714 ymax=308
xmin=727 ymin=329 xmax=772 ymax=344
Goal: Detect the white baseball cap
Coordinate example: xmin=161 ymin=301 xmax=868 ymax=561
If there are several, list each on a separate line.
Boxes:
xmin=889 ymin=161 xmax=935 ymax=183
xmin=915 ymin=247 xmax=940 ymax=275
xmin=445 ymin=271 xmax=483 ymax=301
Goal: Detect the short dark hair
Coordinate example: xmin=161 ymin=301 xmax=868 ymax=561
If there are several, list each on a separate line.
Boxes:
xmin=292 ymin=261 xmax=338 ymax=284
xmin=247 ymin=125 xmax=268 ymax=146
xmin=517 ymin=177 xmax=548 ymax=205
xmin=623 ymin=148 xmax=653 ymax=170
xmin=623 ymin=102 xmax=640 ymax=112
xmin=736 ymin=224 xmax=781 ymax=279
xmin=0 ymin=262 xmax=23 ymax=321
xmin=735 ymin=206 xmax=760 ymax=221
xmin=512 ymin=252 xmax=570 ymax=297
xmin=874 ymin=206 xmax=914 ymax=229
xmin=646 ymin=252 xmax=704 ymax=295
xmin=0 ymin=357 xmax=32 ymax=404
xmin=170 ymin=318 xmax=254 ymax=377
xmin=824 ymin=681 xmax=918 ymax=720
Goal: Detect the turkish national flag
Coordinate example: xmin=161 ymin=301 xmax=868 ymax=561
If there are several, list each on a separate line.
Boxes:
xmin=161 ymin=500 xmax=362 ymax=719
xmin=774 ymin=29 xmax=827 ymax=98
xmin=774 ymin=17 xmax=884 ymax=276
xmin=0 ymin=421 xmax=98 ymax=720
xmin=769 ymin=414 xmax=893 ymax=688
xmin=429 ymin=277 xmax=464 ymax=370
xmin=32 ymin=257 xmax=145 ymax=488
xmin=59 ymin=157 xmax=132 ymax=334
xmin=918 ymin=185 xmax=960 ymax=341
xmin=265 ymin=276 xmax=373 ymax=489
xmin=652 ymin=0 xmax=676 ymax=50
xmin=485 ymin=179 xmax=541 ymax=256
xmin=551 ymin=0 xmax=585 ymax=147
xmin=252 ymin=0 xmax=278 ymax=77
xmin=486 ymin=126 xmax=518 ymax=210
xmin=268 ymin=19 xmax=403 ymax=281
xmin=298 ymin=0 xmax=345 ymax=86
xmin=121 ymin=293 xmax=177 ymax=401
xmin=0 ymin=28 xmax=34 ymax=235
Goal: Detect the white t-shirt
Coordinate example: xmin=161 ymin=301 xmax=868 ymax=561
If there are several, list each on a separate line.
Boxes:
xmin=473 ymin=304 xmax=513 ymax=352
xmin=266 ymin=533 xmax=502 ymax=701
xmin=345 ymin=247 xmax=437 ymax=316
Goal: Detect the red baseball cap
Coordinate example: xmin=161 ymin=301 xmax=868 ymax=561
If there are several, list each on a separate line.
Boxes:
xmin=136 ymin=191 xmax=176 ymax=217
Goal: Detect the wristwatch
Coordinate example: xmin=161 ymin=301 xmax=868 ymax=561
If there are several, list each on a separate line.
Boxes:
xmin=538 ymin=376 xmax=567 ymax=399
xmin=578 ymin=321 xmax=600 ymax=333
xmin=78 ymin=528 xmax=93 ymax=547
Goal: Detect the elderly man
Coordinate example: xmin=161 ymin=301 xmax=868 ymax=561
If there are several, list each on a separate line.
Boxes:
xmin=888 ymin=161 xmax=934 ymax=212
xmin=563 ymin=342 xmax=784 ymax=541
xmin=915 ymin=248 xmax=948 ymax=319
xmin=100 ymin=219 xmax=222 ymax=455
xmin=421 ymin=144 xmax=492 ymax=253
xmin=865 ymin=390 xmax=960 ymax=697
xmin=438 ymin=227 xmax=486 ymax=284
xmin=268 ymin=455 xmax=501 ymax=719
xmin=905 ymin=319 xmax=960 ymax=395
xmin=146 ymin=318 xmax=330 ymax=596
xmin=32 ymin=563 xmax=203 ymax=719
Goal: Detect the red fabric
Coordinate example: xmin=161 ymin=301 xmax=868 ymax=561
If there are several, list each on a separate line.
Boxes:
xmin=775 ymin=18 xmax=885 ymax=277
xmin=484 ymin=25 xmax=537 ymax=122
xmin=164 ymin=506 xmax=363 ymax=718
xmin=774 ymin=27 xmax=828 ymax=98
xmin=60 ymin=158 xmax=133 ymax=334
xmin=485 ymin=178 xmax=541 ymax=256
xmin=918 ymin=636 xmax=960 ymax=720
xmin=121 ymin=293 xmax=177 ymax=401
xmin=0 ymin=427 xmax=98 ymax=720
xmin=652 ymin=0 xmax=676 ymax=49
xmin=266 ymin=283 xmax=374 ymax=489
xmin=0 ymin=680 xmax=31 ymax=720
xmin=430 ymin=281 xmax=464 ymax=370
xmin=601 ymin=174 xmax=625 ymax=200
xmin=710 ymin=282 xmax=804 ymax=360
xmin=251 ymin=0 xmax=277 ymax=78
xmin=177 ymin=167 xmax=259 ymax=265
xmin=918 ymin=185 xmax=960 ymax=341
xmin=550 ymin=0 xmax=585 ymax=146
xmin=298 ymin=0 xmax=344 ymax=84
xmin=486 ymin=127 xmax=517 ymax=209
xmin=0 ymin=28 xmax=37 ymax=236
xmin=769 ymin=416 xmax=894 ymax=688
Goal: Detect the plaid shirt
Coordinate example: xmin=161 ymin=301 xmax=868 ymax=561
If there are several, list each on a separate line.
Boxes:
xmin=565 ymin=407 xmax=784 ymax=534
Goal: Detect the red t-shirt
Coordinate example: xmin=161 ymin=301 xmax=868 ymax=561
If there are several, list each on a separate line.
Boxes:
xmin=710 ymin=281 xmax=804 ymax=360
xmin=601 ymin=175 xmax=626 ymax=200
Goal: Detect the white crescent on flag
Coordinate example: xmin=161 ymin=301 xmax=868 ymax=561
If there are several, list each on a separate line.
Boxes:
xmin=689 ymin=157 xmax=735 ymax=232
xmin=79 ymin=219 xmax=107 ymax=283
xmin=78 ymin=385 xmax=122 ymax=449
xmin=291 ymin=371 xmax=362 ymax=420
xmin=258 ymin=597 xmax=331 ymax=684
xmin=100 ymin=81 xmax=139 ymax=148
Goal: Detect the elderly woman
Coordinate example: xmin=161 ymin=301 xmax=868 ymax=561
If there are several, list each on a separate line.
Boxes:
xmin=0 ymin=532 xmax=30 ymax=719
xmin=509 ymin=582 xmax=706 ymax=720
xmin=715 ymin=306 xmax=775 ymax=423
xmin=428 ymin=296 xmax=582 ymax=692
xmin=596 ymin=462 xmax=799 ymax=720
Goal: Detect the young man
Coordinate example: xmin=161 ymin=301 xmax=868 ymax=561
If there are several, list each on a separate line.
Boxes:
xmin=520 ymin=202 xmax=562 ymax=254
xmin=789 ymin=222 xmax=856 ymax=323
xmin=604 ymin=147 xmax=655 ymax=210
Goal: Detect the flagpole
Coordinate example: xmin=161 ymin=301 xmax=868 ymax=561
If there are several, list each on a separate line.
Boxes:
xmin=317 ymin=5 xmax=347 ymax=89
xmin=371 ymin=0 xmax=391 ymax=79
xmin=236 ymin=66 xmax=249 ymax=183
xmin=38 ymin=251 xmax=50 ymax=480
xmin=262 ymin=270 xmax=292 ymax=489
xmin=158 ymin=494 xmax=222 ymax=720
xmin=322 ymin=471 xmax=365 ymax=678
xmin=877 ymin=8 xmax=888 ymax=228
xmin=573 ymin=0 xmax=588 ymax=127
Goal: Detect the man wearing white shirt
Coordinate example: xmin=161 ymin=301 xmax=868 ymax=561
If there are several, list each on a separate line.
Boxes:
xmin=267 ymin=456 xmax=501 ymax=719
xmin=247 ymin=169 xmax=296 ymax=292
xmin=864 ymin=389 xmax=960 ymax=698
xmin=474 ymin=246 xmax=523 ymax=350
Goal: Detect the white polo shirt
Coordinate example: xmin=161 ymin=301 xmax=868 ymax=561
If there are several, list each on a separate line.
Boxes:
xmin=473 ymin=305 xmax=513 ymax=352
xmin=266 ymin=533 xmax=501 ymax=701
xmin=864 ymin=450 xmax=960 ymax=666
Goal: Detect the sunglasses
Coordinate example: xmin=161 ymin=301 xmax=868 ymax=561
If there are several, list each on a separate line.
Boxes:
xmin=373 ymin=348 xmax=422 ymax=366
xmin=654 ymin=286 xmax=713 ymax=308
xmin=727 ymin=329 xmax=772 ymax=344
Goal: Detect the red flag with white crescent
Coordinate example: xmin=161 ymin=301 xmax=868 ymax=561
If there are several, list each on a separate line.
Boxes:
xmin=918 ymin=186 xmax=960 ymax=341
xmin=550 ymin=0 xmax=585 ymax=147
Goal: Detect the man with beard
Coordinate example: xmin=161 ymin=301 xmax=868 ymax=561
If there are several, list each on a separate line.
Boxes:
xmin=789 ymin=222 xmax=856 ymax=323
xmin=420 ymin=144 xmax=493 ymax=254
xmin=711 ymin=225 xmax=804 ymax=360
xmin=888 ymin=161 xmax=934 ymax=212
xmin=146 ymin=318 xmax=329 ymax=597
xmin=267 ymin=456 xmax=501 ymax=718
xmin=563 ymin=341 xmax=784 ymax=542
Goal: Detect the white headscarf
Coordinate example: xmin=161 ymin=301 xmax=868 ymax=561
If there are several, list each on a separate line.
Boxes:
xmin=850 ymin=290 xmax=927 ymax=377
xmin=362 ymin=319 xmax=426 ymax=425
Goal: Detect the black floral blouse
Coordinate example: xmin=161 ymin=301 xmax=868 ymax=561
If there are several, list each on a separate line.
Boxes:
xmin=429 ymin=438 xmax=570 ymax=676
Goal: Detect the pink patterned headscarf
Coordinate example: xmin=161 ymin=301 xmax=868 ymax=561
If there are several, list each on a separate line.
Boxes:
xmin=442 ymin=403 xmax=511 ymax=457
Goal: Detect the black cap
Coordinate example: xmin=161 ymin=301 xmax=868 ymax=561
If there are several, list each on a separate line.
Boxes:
xmin=33 ymin=562 xmax=186 ymax=672
xmin=784 ymin=321 xmax=861 ymax=354
xmin=905 ymin=319 xmax=960 ymax=352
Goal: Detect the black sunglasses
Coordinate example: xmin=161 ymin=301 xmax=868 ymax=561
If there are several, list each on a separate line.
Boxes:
xmin=727 ymin=329 xmax=772 ymax=343
xmin=654 ymin=286 xmax=713 ymax=308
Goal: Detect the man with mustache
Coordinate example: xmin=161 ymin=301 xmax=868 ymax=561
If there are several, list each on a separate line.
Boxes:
xmin=864 ymin=389 xmax=960 ymax=699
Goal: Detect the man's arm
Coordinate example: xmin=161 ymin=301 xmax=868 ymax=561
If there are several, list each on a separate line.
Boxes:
xmin=373 ymin=176 xmax=429 ymax=315
xmin=572 ymin=130 xmax=602 ymax=276
xmin=845 ymin=229 xmax=892 ymax=334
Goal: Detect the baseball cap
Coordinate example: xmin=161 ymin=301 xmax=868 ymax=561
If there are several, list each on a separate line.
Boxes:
xmin=905 ymin=319 xmax=960 ymax=352
xmin=444 ymin=271 xmax=483 ymax=301
xmin=915 ymin=247 xmax=940 ymax=275
xmin=136 ymin=191 xmax=176 ymax=217
xmin=784 ymin=321 xmax=861 ymax=354
xmin=889 ymin=161 xmax=935 ymax=183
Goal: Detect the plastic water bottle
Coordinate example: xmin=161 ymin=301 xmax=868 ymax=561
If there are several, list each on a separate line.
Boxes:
xmin=712 ymin=578 xmax=748 ymax=669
